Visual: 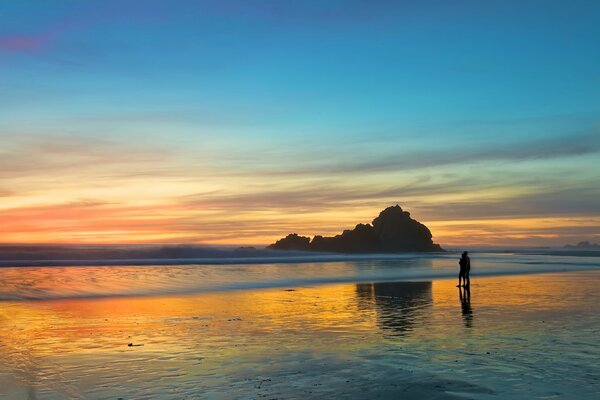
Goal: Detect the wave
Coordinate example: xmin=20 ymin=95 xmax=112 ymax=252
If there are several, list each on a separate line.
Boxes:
xmin=0 ymin=253 xmax=449 ymax=268
xmin=1 ymin=256 xmax=597 ymax=302
xmin=2 ymin=244 xmax=598 ymax=268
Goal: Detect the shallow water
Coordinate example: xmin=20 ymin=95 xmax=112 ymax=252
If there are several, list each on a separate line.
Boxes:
xmin=0 ymin=255 xmax=599 ymax=399
xmin=0 ymin=251 xmax=598 ymax=301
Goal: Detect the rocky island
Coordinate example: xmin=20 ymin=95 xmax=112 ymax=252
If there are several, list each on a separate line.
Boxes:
xmin=267 ymin=205 xmax=444 ymax=253
xmin=564 ymin=241 xmax=600 ymax=249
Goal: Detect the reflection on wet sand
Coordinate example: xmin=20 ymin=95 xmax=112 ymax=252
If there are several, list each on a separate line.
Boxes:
xmin=459 ymin=285 xmax=473 ymax=328
xmin=1 ymin=272 xmax=599 ymax=399
xmin=356 ymin=281 xmax=432 ymax=336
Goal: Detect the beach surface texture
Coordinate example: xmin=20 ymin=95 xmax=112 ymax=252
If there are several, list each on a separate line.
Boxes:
xmin=0 ymin=250 xmax=599 ymax=399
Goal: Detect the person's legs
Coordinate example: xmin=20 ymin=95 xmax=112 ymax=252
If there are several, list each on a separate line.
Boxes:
xmin=464 ymin=271 xmax=470 ymax=287
xmin=457 ymin=272 xmax=463 ymax=287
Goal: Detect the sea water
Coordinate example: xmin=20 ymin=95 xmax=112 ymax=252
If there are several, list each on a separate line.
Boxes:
xmin=0 ymin=251 xmax=598 ymax=301
xmin=0 ymin=251 xmax=599 ymax=399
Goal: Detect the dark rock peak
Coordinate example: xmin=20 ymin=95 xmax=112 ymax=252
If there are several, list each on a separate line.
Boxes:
xmin=373 ymin=205 xmax=438 ymax=252
xmin=310 ymin=223 xmax=380 ymax=253
xmin=267 ymin=205 xmax=444 ymax=253
xmin=564 ymin=240 xmax=600 ymax=249
xmin=267 ymin=233 xmax=311 ymax=251
xmin=236 ymin=246 xmax=257 ymax=251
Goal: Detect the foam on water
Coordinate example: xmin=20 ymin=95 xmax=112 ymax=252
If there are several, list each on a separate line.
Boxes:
xmin=0 ymin=251 xmax=598 ymax=301
xmin=1 ymin=271 xmax=599 ymax=399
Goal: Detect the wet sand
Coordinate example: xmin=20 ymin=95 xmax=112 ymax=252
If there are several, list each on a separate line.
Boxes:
xmin=1 ymin=271 xmax=599 ymax=399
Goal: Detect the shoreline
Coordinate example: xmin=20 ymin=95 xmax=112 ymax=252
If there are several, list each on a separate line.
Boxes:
xmin=0 ymin=252 xmax=451 ymax=268
xmin=2 ymin=248 xmax=600 ymax=268
xmin=1 ymin=266 xmax=598 ymax=303
xmin=2 ymin=270 xmax=598 ymax=399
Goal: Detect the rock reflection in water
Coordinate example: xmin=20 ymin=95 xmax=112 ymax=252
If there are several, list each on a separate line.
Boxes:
xmin=356 ymin=281 xmax=432 ymax=336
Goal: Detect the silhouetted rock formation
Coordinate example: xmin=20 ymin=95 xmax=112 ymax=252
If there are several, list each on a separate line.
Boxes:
xmin=268 ymin=233 xmax=311 ymax=251
xmin=267 ymin=205 xmax=444 ymax=253
xmin=564 ymin=241 xmax=600 ymax=249
xmin=311 ymin=223 xmax=381 ymax=253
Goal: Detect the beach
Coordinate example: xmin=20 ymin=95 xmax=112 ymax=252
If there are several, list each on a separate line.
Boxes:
xmin=4 ymin=1 xmax=600 ymax=398
xmin=1 ymin=253 xmax=599 ymax=399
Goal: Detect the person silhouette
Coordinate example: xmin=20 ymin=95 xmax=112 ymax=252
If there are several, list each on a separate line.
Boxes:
xmin=457 ymin=251 xmax=471 ymax=287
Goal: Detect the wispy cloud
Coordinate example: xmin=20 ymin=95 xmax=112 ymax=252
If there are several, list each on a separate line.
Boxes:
xmin=244 ymin=131 xmax=600 ymax=177
xmin=202 ymin=0 xmax=456 ymax=26
xmin=0 ymin=1 xmax=181 ymax=56
xmin=0 ymin=134 xmax=179 ymax=180
xmin=416 ymin=185 xmax=600 ymax=220
xmin=0 ymin=34 xmax=53 ymax=52
xmin=429 ymin=216 xmax=600 ymax=246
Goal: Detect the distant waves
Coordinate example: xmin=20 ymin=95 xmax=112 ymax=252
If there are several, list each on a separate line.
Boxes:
xmin=0 ymin=252 xmax=598 ymax=301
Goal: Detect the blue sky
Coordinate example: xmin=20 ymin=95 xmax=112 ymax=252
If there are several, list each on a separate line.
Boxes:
xmin=1 ymin=1 xmax=599 ymax=245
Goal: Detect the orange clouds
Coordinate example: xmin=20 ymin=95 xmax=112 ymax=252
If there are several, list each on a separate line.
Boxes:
xmin=2 ymin=197 xmax=599 ymax=247
xmin=1 ymin=133 xmax=599 ymax=247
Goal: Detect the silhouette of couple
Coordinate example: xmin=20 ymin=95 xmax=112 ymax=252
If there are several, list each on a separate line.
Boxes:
xmin=457 ymin=251 xmax=470 ymax=287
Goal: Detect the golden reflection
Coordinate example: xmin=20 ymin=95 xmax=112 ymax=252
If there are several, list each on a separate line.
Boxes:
xmin=0 ymin=283 xmax=381 ymax=362
xmin=431 ymin=273 xmax=595 ymax=313
xmin=1 ymin=272 xmax=599 ymax=399
xmin=2 ymin=272 xmax=595 ymax=362
xmin=1 ymin=272 xmax=598 ymax=399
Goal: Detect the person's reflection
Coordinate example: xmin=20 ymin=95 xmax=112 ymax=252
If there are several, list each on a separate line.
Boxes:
xmin=459 ymin=285 xmax=473 ymax=328
xmin=356 ymin=281 xmax=432 ymax=336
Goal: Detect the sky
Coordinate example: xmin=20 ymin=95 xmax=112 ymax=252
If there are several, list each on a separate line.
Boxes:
xmin=1 ymin=0 xmax=599 ymax=247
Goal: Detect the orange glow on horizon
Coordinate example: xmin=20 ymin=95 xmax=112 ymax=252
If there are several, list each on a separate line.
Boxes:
xmin=1 ymin=197 xmax=598 ymax=246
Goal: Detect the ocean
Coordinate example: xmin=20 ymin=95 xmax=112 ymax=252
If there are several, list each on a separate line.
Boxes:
xmin=1 ymin=250 xmax=599 ymax=399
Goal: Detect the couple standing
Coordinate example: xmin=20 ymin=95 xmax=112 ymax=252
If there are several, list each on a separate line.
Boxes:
xmin=457 ymin=251 xmax=470 ymax=287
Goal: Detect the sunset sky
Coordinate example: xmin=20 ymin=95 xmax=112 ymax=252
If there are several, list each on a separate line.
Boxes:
xmin=1 ymin=1 xmax=599 ymax=246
